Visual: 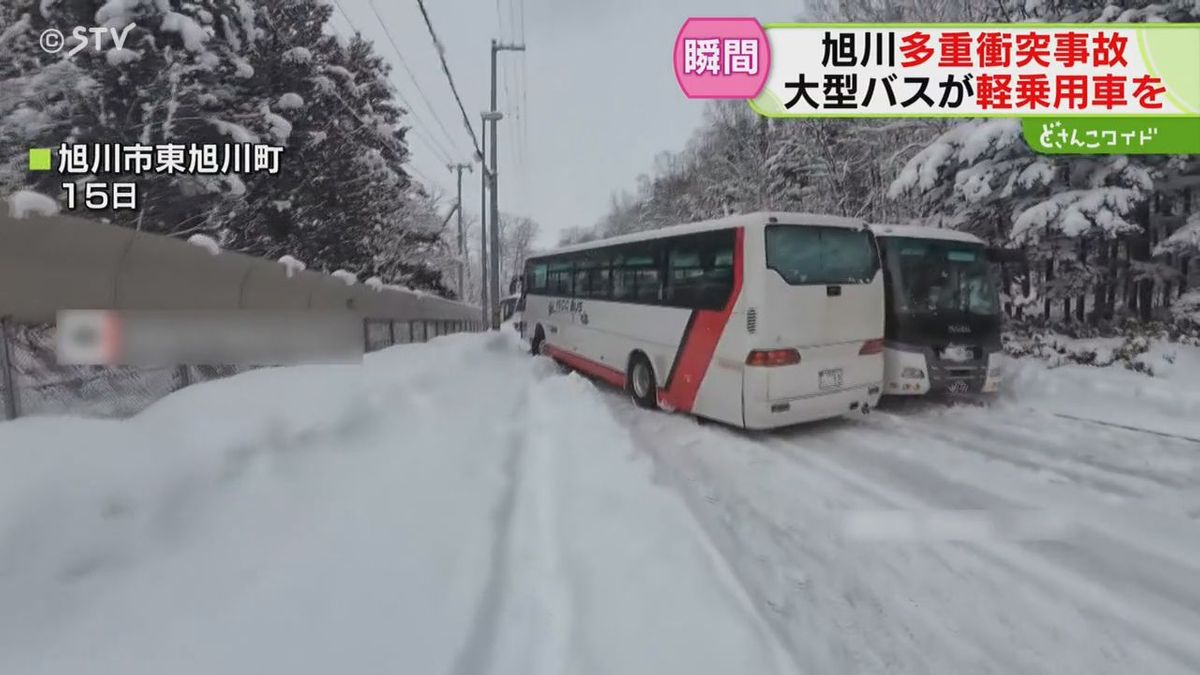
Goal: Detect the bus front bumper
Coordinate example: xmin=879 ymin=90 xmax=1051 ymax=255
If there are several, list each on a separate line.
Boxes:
xmin=743 ymin=382 xmax=883 ymax=430
xmin=884 ymin=345 xmax=1004 ymax=395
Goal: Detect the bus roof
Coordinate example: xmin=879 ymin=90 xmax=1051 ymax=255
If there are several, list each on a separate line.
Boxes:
xmin=869 ymin=224 xmax=985 ymax=245
xmin=538 ymin=211 xmax=868 ymax=259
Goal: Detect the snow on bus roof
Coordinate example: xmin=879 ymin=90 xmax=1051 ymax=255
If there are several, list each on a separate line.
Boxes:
xmin=540 ymin=211 xmax=868 ymax=258
xmin=868 ymin=224 xmax=984 ymax=245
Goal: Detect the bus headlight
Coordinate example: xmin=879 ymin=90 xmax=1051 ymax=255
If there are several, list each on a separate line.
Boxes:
xmin=901 ymin=367 xmax=925 ymax=379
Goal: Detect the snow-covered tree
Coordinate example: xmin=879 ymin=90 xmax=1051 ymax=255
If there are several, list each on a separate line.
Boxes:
xmin=498 ymin=213 xmax=541 ymax=290
xmin=890 ymin=0 xmax=1200 ymax=325
xmin=0 ymin=0 xmax=459 ymax=296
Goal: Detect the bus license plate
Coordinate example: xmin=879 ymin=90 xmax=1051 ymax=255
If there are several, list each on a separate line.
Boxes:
xmin=819 ymin=368 xmax=843 ymax=390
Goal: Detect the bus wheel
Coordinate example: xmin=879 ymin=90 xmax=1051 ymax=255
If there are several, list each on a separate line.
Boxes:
xmin=628 ymin=354 xmax=658 ymax=409
xmin=530 ymin=327 xmax=545 ymax=356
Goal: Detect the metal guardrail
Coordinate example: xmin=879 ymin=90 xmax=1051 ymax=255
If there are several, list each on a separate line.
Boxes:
xmin=0 ymin=212 xmax=483 ymax=420
xmin=0 ymin=211 xmax=479 ymax=324
xmin=0 ymin=316 xmax=473 ymax=420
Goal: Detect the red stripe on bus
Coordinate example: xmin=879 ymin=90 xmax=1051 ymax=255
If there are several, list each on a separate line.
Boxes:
xmin=102 ymin=310 xmax=122 ymax=365
xmin=658 ymin=228 xmax=744 ymax=412
xmin=544 ymin=344 xmax=626 ymax=389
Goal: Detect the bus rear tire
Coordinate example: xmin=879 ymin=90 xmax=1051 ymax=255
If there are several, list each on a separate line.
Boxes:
xmin=530 ymin=327 xmax=545 ymax=357
xmin=627 ymin=354 xmax=658 ymax=410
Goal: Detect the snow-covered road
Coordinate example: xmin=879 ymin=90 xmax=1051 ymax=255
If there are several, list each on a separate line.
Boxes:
xmin=617 ymin=391 xmax=1200 ymax=675
xmin=2 ymin=332 xmax=1198 ymax=674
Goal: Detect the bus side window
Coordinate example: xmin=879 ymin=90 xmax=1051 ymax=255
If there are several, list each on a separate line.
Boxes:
xmin=666 ymin=230 xmax=734 ymax=310
xmin=548 ymin=258 xmax=573 ymax=296
xmin=613 ymin=267 xmax=637 ymax=300
xmin=527 ymin=262 xmax=548 ymax=293
xmin=591 ymin=266 xmax=611 ymax=299
xmin=574 ymin=268 xmax=591 ymax=298
xmin=635 ymin=268 xmax=662 ymax=302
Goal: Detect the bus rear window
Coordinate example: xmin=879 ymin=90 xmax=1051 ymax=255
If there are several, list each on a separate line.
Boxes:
xmin=765 ymin=225 xmax=878 ymax=285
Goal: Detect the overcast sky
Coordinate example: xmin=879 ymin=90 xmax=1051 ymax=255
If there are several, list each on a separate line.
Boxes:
xmin=334 ymin=0 xmax=804 ymax=246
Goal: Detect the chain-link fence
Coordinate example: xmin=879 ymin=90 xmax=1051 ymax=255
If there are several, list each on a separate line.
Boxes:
xmin=0 ymin=317 xmax=480 ymax=421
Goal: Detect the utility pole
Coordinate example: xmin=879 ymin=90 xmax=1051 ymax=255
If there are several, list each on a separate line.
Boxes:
xmin=447 ymin=162 xmax=472 ymax=300
xmin=488 ymin=39 xmax=525 ymax=329
xmin=478 ymin=120 xmax=489 ymax=327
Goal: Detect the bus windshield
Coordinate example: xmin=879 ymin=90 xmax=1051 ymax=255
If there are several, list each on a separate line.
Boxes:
xmin=765 ymin=225 xmax=878 ymax=285
xmin=886 ymin=238 xmax=999 ymax=317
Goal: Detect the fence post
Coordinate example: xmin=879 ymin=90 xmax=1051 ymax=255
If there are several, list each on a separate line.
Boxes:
xmin=176 ymin=364 xmax=191 ymax=390
xmin=0 ymin=317 xmax=20 ymax=421
xmin=388 ymin=321 xmax=396 ymax=346
xmin=408 ymin=321 xmax=415 ymax=343
xmin=422 ymin=320 xmax=430 ymax=342
xmin=362 ymin=319 xmax=371 ymax=353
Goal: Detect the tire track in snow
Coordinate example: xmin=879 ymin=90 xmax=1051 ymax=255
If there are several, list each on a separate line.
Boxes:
xmin=767 ymin=430 xmax=1200 ymax=674
xmin=610 ymin=398 xmax=1008 ymax=675
xmin=844 ymin=411 xmax=1200 ymax=662
xmin=494 ymin=369 xmax=576 ymax=675
xmin=449 ymin=380 xmax=535 ymax=675
xmin=893 ymin=406 xmax=1200 ymax=495
xmin=613 ymin=411 xmax=822 ymax=675
xmin=869 ymin=411 xmax=1200 ymax=569
xmin=452 ymin=356 xmax=580 ymax=675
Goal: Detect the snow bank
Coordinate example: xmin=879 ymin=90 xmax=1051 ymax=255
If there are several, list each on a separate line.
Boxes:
xmin=330 ymin=269 xmax=356 ymax=285
xmin=1005 ymin=340 xmax=1200 ymax=439
xmin=6 ymin=190 xmax=59 ymax=218
xmin=0 ymin=333 xmax=795 ymax=675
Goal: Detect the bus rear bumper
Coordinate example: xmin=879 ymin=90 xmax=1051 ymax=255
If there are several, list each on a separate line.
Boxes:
xmin=743 ymin=383 xmax=882 ymax=430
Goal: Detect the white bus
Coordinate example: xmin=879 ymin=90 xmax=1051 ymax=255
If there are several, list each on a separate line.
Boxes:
xmin=519 ymin=212 xmax=885 ymax=429
xmin=870 ymin=224 xmax=1004 ymax=396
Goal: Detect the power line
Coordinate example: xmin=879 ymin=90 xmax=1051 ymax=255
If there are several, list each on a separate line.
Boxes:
xmin=323 ymin=7 xmax=457 ymax=167
xmin=409 ymin=127 xmax=456 ymax=167
xmin=414 ymin=0 xmax=485 ymax=160
xmin=364 ymin=0 xmax=466 ymax=158
xmin=501 ymin=50 xmax=514 ymax=167
xmin=330 ymin=0 xmax=464 ymax=165
xmin=249 ymin=8 xmax=444 ymax=207
xmin=497 ymin=0 xmax=525 ymax=172
xmin=513 ymin=0 xmax=529 ymax=173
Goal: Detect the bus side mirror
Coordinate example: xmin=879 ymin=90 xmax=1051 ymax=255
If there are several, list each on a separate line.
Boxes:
xmin=509 ymin=275 xmax=523 ymax=295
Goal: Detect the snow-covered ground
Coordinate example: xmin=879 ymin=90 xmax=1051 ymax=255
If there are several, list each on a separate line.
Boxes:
xmin=615 ymin=350 xmax=1200 ymax=675
xmin=0 ymin=333 xmax=791 ymax=675
xmin=2 ymin=333 xmax=1199 ymax=674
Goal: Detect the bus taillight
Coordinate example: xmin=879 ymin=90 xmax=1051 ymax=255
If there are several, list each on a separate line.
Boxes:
xmin=859 ymin=338 xmax=884 ymax=355
xmin=746 ymin=349 xmax=801 ymax=367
